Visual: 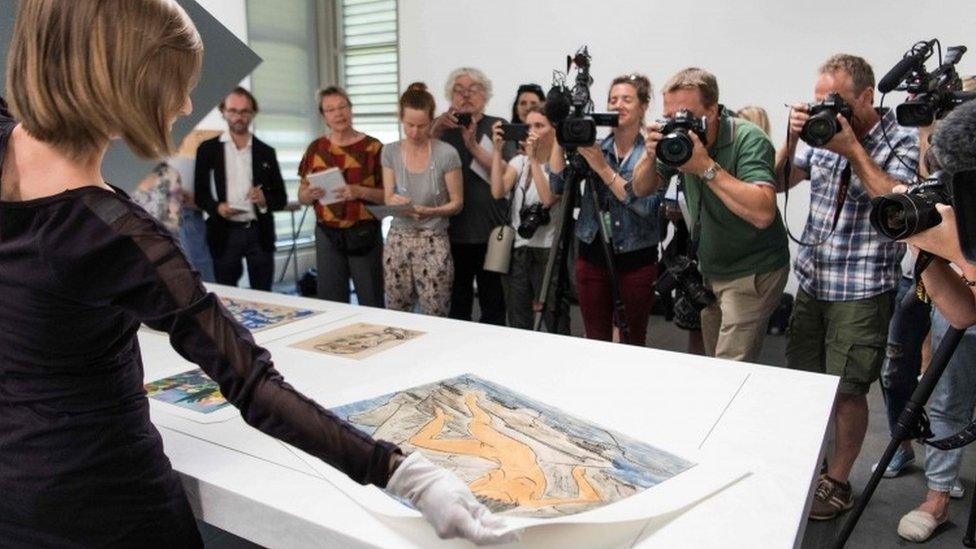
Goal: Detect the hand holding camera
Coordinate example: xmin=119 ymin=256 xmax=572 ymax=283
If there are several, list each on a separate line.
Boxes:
xmin=644 ymin=121 xmax=664 ymax=163
xmin=490 ymin=120 xmax=505 ymax=152
xmin=655 ymin=110 xmax=708 ymax=169
xmin=797 ymin=93 xmax=855 ymax=152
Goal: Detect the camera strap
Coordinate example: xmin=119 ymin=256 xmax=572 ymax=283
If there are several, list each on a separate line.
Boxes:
xmin=782 ymin=123 xmax=852 ymax=247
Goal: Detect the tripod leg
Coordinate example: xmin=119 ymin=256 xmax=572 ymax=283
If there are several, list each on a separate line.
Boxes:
xmin=833 ymin=326 xmax=965 ymax=548
xmin=964 ymin=474 xmax=976 ymax=547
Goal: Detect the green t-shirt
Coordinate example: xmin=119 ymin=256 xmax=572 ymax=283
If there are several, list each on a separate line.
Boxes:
xmin=661 ymin=109 xmax=789 ymax=281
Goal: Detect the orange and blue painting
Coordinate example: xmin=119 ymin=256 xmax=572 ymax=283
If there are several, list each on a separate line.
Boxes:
xmin=331 ymin=374 xmax=695 ymax=518
xmin=220 ymin=297 xmax=317 ymax=332
xmin=145 ymin=369 xmax=229 ymax=414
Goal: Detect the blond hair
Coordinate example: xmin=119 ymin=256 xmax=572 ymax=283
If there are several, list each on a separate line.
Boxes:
xmin=819 ymin=54 xmax=875 ymax=95
xmin=735 ymin=106 xmax=771 ymax=137
xmin=6 ymin=0 xmax=203 ymax=161
xmin=663 ymin=68 xmax=720 ymax=108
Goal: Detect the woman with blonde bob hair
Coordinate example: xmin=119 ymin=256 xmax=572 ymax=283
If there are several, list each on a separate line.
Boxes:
xmin=0 ymin=1 xmax=513 ymax=546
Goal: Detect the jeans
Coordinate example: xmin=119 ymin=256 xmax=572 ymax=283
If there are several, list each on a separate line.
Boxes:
xmin=504 ymin=246 xmax=571 ymax=333
xmin=880 ymin=277 xmax=931 ymax=437
xmin=575 ymin=257 xmax=657 ymax=346
xmin=924 ymin=309 xmax=976 ymax=492
xmin=178 ymin=208 xmax=215 ymax=283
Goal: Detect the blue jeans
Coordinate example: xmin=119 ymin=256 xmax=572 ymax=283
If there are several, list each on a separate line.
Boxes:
xmin=178 ymin=208 xmax=215 ymax=283
xmin=924 ymin=309 xmax=976 ymax=491
xmin=880 ymin=277 xmax=932 ymax=436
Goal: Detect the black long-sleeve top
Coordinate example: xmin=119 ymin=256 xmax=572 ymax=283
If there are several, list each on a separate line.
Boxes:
xmin=0 ymin=116 xmax=398 ymax=544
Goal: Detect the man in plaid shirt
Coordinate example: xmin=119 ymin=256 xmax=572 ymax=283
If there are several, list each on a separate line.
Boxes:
xmin=774 ymin=54 xmax=919 ymax=521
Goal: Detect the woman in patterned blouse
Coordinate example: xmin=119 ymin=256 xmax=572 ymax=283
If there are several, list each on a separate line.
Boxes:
xmin=297 ymin=86 xmax=386 ymax=307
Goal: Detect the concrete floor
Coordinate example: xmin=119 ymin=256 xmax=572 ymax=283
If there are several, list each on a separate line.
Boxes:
xmin=200 ymin=301 xmax=976 ymax=548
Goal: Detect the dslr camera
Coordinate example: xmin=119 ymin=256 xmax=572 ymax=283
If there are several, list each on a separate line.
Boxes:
xmin=800 ymin=93 xmax=853 ymax=147
xmin=869 ymin=171 xmax=951 ymax=240
xmin=656 ymin=255 xmax=717 ymax=312
xmin=545 ymin=46 xmax=619 ymax=149
xmin=879 ymin=40 xmax=975 ymax=127
xmin=518 ymin=202 xmax=551 ymax=239
xmin=656 ymin=109 xmax=708 ymax=167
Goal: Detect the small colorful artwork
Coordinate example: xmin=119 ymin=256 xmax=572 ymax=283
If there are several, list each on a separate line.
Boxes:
xmin=220 ymin=297 xmax=318 ymax=332
xmin=145 ymin=369 xmax=229 ymax=414
xmin=290 ymin=322 xmax=425 ymax=359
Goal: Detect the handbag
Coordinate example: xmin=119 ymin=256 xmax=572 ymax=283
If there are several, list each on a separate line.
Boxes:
xmin=484 ymin=224 xmax=515 ymax=273
xmin=322 ymin=221 xmax=381 ymax=256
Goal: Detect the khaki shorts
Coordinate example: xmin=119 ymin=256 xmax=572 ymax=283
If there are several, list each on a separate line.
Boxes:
xmin=785 ymin=289 xmax=895 ymax=395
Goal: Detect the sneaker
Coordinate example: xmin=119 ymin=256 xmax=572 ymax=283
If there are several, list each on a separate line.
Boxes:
xmin=871 ymin=446 xmax=916 ymax=478
xmin=810 ymin=474 xmax=855 ymax=521
xmin=951 ymin=479 xmax=965 ymax=499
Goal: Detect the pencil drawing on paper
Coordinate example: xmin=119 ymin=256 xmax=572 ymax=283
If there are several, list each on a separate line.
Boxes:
xmin=291 ymin=322 xmax=425 ymax=359
xmin=331 ymin=374 xmax=695 ymax=518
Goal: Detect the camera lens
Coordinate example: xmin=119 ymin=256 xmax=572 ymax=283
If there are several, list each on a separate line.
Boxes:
xmin=656 ymin=132 xmax=693 ymax=167
xmin=896 ymin=102 xmax=936 ymax=127
xmin=869 ymin=190 xmax=947 ymax=240
xmin=800 ymin=113 xmax=838 ymax=147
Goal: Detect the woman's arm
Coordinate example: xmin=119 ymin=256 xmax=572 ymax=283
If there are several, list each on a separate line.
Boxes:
xmin=414 ymin=168 xmax=463 ymax=218
xmin=489 ymin=122 xmax=518 ymax=200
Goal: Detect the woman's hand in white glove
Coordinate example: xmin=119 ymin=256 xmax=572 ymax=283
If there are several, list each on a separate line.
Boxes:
xmin=387 ymin=452 xmax=521 ymax=545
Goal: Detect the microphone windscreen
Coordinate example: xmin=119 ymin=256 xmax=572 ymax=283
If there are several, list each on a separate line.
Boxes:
xmin=878 ymin=54 xmax=923 ymax=94
xmin=545 ymin=86 xmax=571 ymax=124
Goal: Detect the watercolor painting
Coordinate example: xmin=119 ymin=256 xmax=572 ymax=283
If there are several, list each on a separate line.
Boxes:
xmin=290 ymin=323 xmax=425 ymax=359
xmin=331 ymin=374 xmax=695 ymax=518
xmin=144 ymin=369 xmax=229 ymax=414
xmin=220 ymin=297 xmax=318 ymax=332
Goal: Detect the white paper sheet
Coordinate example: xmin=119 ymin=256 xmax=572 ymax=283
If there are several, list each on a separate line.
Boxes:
xmin=309 ymin=167 xmax=348 ymax=205
xmin=468 ymin=134 xmax=494 ymax=182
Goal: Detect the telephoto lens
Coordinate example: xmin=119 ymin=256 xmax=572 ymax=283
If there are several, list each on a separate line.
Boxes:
xmin=869 ymin=175 xmax=952 ymax=240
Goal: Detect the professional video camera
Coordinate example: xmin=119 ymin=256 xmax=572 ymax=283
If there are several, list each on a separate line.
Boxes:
xmin=878 ymin=39 xmax=976 ymax=127
xmin=544 ymin=46 xmax=619 ymax=149
xmin=800 ymin=93 xmax=853 ymax=147
xmin=656 ymin=109 xmax=708 ymax=167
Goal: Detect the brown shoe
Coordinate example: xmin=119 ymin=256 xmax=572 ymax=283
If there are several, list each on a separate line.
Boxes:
xmin=809 ymin=475 xmax=854 ymax=521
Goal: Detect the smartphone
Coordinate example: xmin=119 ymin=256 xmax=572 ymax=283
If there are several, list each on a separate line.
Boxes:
xmin=455 ymin=112 xmax=473 ymax=127
xmin=500 ymin=123 xmax=529 ymax=142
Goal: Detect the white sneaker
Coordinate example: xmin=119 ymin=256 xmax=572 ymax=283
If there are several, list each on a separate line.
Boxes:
xmin=951 ymin=479 xmax=965 ymax=499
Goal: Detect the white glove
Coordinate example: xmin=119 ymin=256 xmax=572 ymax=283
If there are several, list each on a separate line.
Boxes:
xmin=387 ymin=452 xmax=521 ymax=545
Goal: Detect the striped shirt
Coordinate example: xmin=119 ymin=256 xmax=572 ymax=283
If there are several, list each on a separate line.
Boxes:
xmin=793 ymin=108 xmax=919 ymax=301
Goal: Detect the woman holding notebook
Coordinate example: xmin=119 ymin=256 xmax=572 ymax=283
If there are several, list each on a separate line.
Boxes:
xmin=297 ymin=86 xmax=386 ymax=307
xmin=381 ymin=83 xmax=464 ymax=316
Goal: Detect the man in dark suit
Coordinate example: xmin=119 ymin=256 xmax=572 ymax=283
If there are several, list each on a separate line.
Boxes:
xmin=194 ymin=87 xmax=287 ymax=291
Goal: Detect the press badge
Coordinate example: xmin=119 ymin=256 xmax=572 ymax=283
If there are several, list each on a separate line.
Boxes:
xmin=601 ymin=211 xmax=613 ymax=242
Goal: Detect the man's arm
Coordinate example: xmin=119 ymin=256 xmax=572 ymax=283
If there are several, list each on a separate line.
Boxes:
xmin=632 ymin=122 xmax=665 ymax=197
xmin=773 ymin=102 xmax=810 ymax=192
xmin=825 ymin=115 xmax=919 ymax=198
xmin=193 ymin=142 xmax=219 ymax=217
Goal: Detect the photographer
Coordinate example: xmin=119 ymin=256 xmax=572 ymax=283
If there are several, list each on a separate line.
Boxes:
xmin=431 ymin=67 xmax=515 ymax=325
xmin=550 ymin=73 xmax=661 ymax=346
xmin=631 ymin=67 xmax=790 ymax=362
xmin=773 ymin=54 xmax=920 ymax=521
xmin=489 ymin=106 xmax=569 ymax=332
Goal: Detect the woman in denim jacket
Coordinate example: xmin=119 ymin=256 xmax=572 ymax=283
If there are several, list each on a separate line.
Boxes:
xmin=551 ymin=73 xmax=662 ymax=346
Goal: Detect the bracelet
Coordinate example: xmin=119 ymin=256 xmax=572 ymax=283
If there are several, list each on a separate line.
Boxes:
xmin=961 ymin=274 xmax=976 ymax=287
xmin=608 ymin=171 xmax=619 ymax=187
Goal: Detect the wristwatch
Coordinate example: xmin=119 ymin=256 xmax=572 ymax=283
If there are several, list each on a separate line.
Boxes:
xmin=701 ymin=161 xmax=722 ymax=182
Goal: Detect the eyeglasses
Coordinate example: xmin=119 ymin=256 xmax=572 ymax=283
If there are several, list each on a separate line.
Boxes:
xmin=323 ymin=103 xmax=351 ymax=115
xmin=452 ymin=84 xmax=485 ymax=96
xmin=224 ymin=108 xmax=254 ymax=117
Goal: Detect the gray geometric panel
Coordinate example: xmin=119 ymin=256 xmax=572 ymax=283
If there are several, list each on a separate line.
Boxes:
xmin=0 ymin=0 xmax=261 ymax=190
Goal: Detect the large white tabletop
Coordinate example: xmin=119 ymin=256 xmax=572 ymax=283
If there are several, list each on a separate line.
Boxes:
xmin=140 ymin=284 xmax=838 ymax=548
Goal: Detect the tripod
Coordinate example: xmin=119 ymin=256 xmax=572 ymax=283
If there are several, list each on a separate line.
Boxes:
xmin=533 ymin=150 xmax=628 ymax=341
xmin=833 ymin=280 xmax=971 ymax=547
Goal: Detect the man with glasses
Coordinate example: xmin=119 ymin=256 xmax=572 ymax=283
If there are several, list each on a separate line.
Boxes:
xmin=431 ymin=67 xmax=516 ymax=325
xmin=194 ymin=87 xmax=287 ymax=291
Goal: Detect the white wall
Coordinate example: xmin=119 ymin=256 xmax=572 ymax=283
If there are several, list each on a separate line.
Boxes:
xmin=399 ymin=0 xmax=976 ymax=293
xmin=194 ymin=0 xmax=250 ymax=131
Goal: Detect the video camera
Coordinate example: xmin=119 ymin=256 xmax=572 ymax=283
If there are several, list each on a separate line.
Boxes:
xmin=656 ymin=110 xmax=708 ymax=168
xmin=544 ymin=46 xmax=619 ymax=149
xmin=878 ymin=39 xmax=976 ymax=127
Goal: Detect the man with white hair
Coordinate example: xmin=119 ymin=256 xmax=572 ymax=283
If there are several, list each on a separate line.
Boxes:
xmin=432 ymin=67 xmax=516 ymax=325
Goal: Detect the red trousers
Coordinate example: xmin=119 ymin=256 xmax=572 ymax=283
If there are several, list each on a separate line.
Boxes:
xmin=575 ymin=258 xmax=657 ymax=346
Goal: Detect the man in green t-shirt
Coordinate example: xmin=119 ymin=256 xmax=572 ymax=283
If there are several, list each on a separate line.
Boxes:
xmin=633 ymin=67 xmax=789 ymax=363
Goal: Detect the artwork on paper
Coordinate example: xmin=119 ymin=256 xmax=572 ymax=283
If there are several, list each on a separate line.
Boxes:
xmin=290 ymin=322 xmax=425 ymax=359
xmin=219 ymin=297 xmax=318 ymax=332
xmin=145 ymin=369 xmax=229 ymax=414
xmin=331 ymin=374 xmax=696 ymax=518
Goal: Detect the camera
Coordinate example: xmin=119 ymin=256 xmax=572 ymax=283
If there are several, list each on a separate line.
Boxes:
xmin=880 ymin=40 xmax=976 ymax=127
xmin=518 ymin=202 xmax=551 ymax=239
xmin=869 ymin=171 xmax=952 ymax=240
xmin=800 ymin=93 xmax=853 ymax=147
xmin=656 ymin=110 xmax=708 ymax=167
xmin=545 ymin=46 xmax=619 ymax=149
xmin=656 ymin=255 xmax=717 ymax=312
xmin=455 ymin=112 xmax=473 ymax=128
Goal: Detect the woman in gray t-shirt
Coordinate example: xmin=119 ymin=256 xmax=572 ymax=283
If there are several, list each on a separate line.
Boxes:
xmin=381 ymin=83 xmax=463 ymax=316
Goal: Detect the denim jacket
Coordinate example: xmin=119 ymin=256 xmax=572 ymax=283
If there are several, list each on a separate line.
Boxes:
xmin=550 ymin=133 xmax=661 ymax=254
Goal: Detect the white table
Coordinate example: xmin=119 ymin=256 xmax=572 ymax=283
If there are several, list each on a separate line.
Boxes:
xmin=141 ymin=284 xmax=838 ymax=548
